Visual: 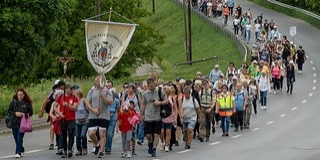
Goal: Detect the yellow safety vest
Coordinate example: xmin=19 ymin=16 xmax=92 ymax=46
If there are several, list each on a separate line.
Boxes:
xmin=217 ymin=92 xmax=233 ymax=116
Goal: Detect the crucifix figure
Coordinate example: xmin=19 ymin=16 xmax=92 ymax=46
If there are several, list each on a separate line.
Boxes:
xmin=56 ymin=50 xmax=75 ymax=80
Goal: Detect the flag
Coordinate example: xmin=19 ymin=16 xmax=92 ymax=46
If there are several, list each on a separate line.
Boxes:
xmin=84 ymin=20 xmax=137 ymax=75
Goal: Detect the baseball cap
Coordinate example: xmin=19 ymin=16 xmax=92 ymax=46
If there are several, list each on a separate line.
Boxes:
xmin=253 ymin=60 xmax=258 ymax=64
xmin=214 ymin=64 xmax=219 ymax=68
xmin=65 ymin=83 xmax=74 ymax=89
xmin=196 ymin=71 xmax=202 ymax=75
xmin=54 ymin=79 xmax=60 ymax=85
xmin=72 ymin=85 xmax=79 ymax=90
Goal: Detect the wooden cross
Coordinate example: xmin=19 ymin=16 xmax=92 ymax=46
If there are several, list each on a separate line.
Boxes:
xmin=56 ymin=50 xmax=75 ymax=80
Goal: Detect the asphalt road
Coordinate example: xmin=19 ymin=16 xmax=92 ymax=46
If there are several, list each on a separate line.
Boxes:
xmin=1 ymin=0 xmax=320 ymax=160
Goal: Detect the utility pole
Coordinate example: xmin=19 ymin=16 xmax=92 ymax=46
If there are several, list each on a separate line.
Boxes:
xmin=152 ymin=0 xmax=155 ymax=14
xmin=95 ymin=0 xmax=100 ymax=20
xmin=183 ymin=0 xmax=188 ymax=63
xmin=187 ymin=0 xmax=192 ymax=65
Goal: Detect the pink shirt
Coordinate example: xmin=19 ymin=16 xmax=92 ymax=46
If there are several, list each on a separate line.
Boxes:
xmin=162 ymin=96 xmax=175 ymax=124
xmin=272 ymin=66 xmax=281 ymax=79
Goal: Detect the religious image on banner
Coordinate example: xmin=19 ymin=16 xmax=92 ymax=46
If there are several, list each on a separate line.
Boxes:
xmin=84 ymin=18 xmax=137 ymax=77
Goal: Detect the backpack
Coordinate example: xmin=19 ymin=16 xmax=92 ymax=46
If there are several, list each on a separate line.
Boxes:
xmin=45 ymin=90 xmax=56 ymax=113
xmin=158 ymin=88 xmax=172 ymax=118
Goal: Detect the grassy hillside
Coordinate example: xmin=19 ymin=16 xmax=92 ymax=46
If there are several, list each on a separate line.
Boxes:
xmin=0 ymin=0 xmax=243 ymax=118
xmin=141 ymin=0 xmax=243 ymax=80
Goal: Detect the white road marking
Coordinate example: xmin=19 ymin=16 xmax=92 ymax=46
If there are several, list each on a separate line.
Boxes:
xmin=291 ymin=107 xmax=298 ymax=110
xmin=310 ymin=60 xmax=313 ymax=64
xmin=313 ymin=74 xmax=317 ymax=77
xmin=312 ymin=86 xmax=316 ymax=90
xmin=280 ymin=114 xmax=286 ymax=117
xmin=178 ymin=149 xmax=193 ymax=154
xmin=0 ymin=149 xmax=45 ymax=159
xmin=231 ymin=135 xmax=242 ymax=139
xmin=302 ymin=100 xmax=307 ymax=103
xmin=266 ymin=121 xmax=274 ymax=124
xmin=309 ymin=93 xmax=313 ymax=97
xmin=152 ymin=159 xmax=160 ymax=160
xmin=313 ymin=67 xmax=316 ymax=71
xmin=313 ymin=80 xmax=317 ymax=83
xmin=208 ymin=141 xmax=221 ymax=146
xmin=251 ymin=127 xmax=260 ymax=131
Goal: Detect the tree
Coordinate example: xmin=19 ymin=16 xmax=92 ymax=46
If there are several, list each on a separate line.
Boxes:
xmin=0 ymin=0 xmax=74 ymax=86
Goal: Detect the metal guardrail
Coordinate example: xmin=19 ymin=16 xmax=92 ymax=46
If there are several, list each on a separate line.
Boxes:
xmin=267 ymin=0 xmax=320 ymax=20
xmin=172 ymin=0 xmax=248 ymax=62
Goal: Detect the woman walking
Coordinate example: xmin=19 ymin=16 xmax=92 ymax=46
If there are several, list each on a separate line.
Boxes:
xmin=182 ymin=87 xmax=200 ymax=149
xmin=7 ymin=88 xmax=33 ymax=158
xmin=286 ymin=61 xmax=296 ymax=94
xmin=257 ymin=71 xmax=271 ymax=110
xmin=75 ymin=89 xmax=89 ymax=156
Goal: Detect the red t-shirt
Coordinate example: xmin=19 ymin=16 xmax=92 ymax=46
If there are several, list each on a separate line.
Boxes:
xmin=117 ymin=110 xmax=134 ymax=132
xmin=56 ymin=94 xmax=79 ymax=121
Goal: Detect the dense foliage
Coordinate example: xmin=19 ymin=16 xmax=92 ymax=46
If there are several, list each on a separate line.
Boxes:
xmin=0 ymin=0 xmax=164 ymax=86
xmin=277 ymin=0 xmax=320 ymax=13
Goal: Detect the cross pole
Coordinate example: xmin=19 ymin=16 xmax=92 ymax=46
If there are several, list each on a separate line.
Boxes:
xmin=56 ymin=50 xmax=74 ymax=121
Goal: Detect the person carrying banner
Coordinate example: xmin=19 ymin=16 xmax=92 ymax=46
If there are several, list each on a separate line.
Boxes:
xmin=85 ymin=75 xmax=113 ymax=158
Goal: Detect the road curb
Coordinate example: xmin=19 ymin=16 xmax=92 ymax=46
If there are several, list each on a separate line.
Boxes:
xmin=0 ymin=123 xmax=50 ymax=136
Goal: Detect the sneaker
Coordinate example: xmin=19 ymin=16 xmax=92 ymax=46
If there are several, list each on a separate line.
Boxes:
xmin=91 ymin=147 xmax=95 ymax=153
xmin=94 ymin=144 xmax=100 ymax=155
xmin=169 ymin=147 xmax=173 ymax=151
xmin=75 ymin=151 xmax=82 ymax=156
xmin=105 ymin=150 xmax=111 ymax=155
xmin=56 ymin=149 xmax=63 ymax=155
xmin=159 ymin=143 xmax=164 ymax=151
xmin=121 ymin=152 xmax=126 ymax=158
xmin=20 ymin=152 xmax=24 ymax=157
xmin=137 ymin=139 xmax=144 ymax=145
xmin=212 ymin=127 xmax=215 ymax=134
xmin=261 ymin=106 xmax=264 ymax=110
xmin=186 ymin=143 xmax=191 ymax=149
xmin=148 ymin=143 xmax=153 ymax=155
xmin=49 ymin=144 xmax=54 ymax=150
xmin=67 ymin=150 xmax=73 ymax=158
xmin=61 ymin=152 xmax=67 ymax=158
xmin=174 ymin=141 xmax=179 ymax=146
xmin=226 ymin=132 xmax=229 ymax=136
xmin=199 ymin=137 xmax=204 ymax=142
xmin=97 ymin=151 xmax=104 ymax=158
xmin=83 ymin=149 xmax=88 ymax=155
xmin=164 ymin=146 xmax=169 ymax=152
xmin=125 ymin=152 xmax=132 ymax=158
xmin=151 ymin=149 xmax=156 ymax=157
xmin=15 ymin=154 xmax=21 ymax=158
xmin=132 ymin=149 xmax=137 ymax=155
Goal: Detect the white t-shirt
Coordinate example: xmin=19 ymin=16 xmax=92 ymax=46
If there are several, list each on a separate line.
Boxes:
xmin=245 ymin=24 xmax=252 ymax=31
xmin=255 ymin=23 xmax=261 ymax=32
xmin=233 ymin=19 xmax=240 ymax=26
xmin=182 ymin=97 xmax=199 ymax=122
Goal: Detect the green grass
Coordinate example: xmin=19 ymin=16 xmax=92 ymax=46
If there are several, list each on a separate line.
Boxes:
xmin=249 ymin=0 xmax=320 ymax=29
xmin=0 ymin=0 xmax=244 ymax=118
xmin=141 ymin=0 xmax=242 ymax=80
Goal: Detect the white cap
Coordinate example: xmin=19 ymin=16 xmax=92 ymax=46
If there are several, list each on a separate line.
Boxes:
xmin=253 ymin=60 xmax=258 ymax=64
xmin=215 ymin=64 xmax=219 ymax=68
xmin=54 ymin=79 xmax=60 ymax=85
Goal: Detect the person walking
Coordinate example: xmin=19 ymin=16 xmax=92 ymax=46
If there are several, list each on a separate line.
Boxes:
xmin=75 ymin=89 xmax=89 ymax=156
xmin=257 ymin=71 xmax=271 ymax=110
xmin=233 ymin=83 xmax=245 ymax=132
xmin=209 ymin=64 xmax=223 ymax=85
xmin=286 ymin=61 xmax=296 ymax=94
xmin=6 ymin=88 xmax=33 ymax=158
xmin=141 ymin=78 xmax=168 ymax=157
xmin=296 ymin=45 xmax=306 ymax=73
xmin=182 ymin=87 xmax=200 ymax=149
xmin=271 ymin=61 xmax=281 ymax=94
xmin=223 ymin=4 xmax=229 ymax=26
xmin=160 ymin=86 xmax=176 ymax=152
xmin=199 ymin=81 xmax=216 ymax=141
xmin=53 ymin=83 xmax=79 ymax=158
xmin=86 ymin=75 xmax=113 ymax=158
xmin=249 ymin=78 xmax=260 ymax=114
xmin=215 ymin=84 xmax=234 ymax=136
xmin=105 ymin=88 xmax=120 ymax=155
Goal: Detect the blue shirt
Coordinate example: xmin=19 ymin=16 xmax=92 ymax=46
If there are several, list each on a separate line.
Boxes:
xmin=109 ymin=98 xmax=120 ymax=120
xmin=234 ymin=91 xmax=244 ymax=111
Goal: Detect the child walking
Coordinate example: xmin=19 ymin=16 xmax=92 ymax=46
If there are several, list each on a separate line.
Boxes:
xmin=117 ymin=101 xmax=139 ymax=158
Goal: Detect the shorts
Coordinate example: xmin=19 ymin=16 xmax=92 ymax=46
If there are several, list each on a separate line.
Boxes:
xmin=88 ymin=119 xmax=109 ymax=131
xmin=183 ymin=120 xmax=196 ymax=130
xmin=131 ymin=126 xmax=137 ymax=139
xmin=144 ymin=121 xmax=162 ymax=135
xmin=162 ymin=122 xmax=173 ymax=130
